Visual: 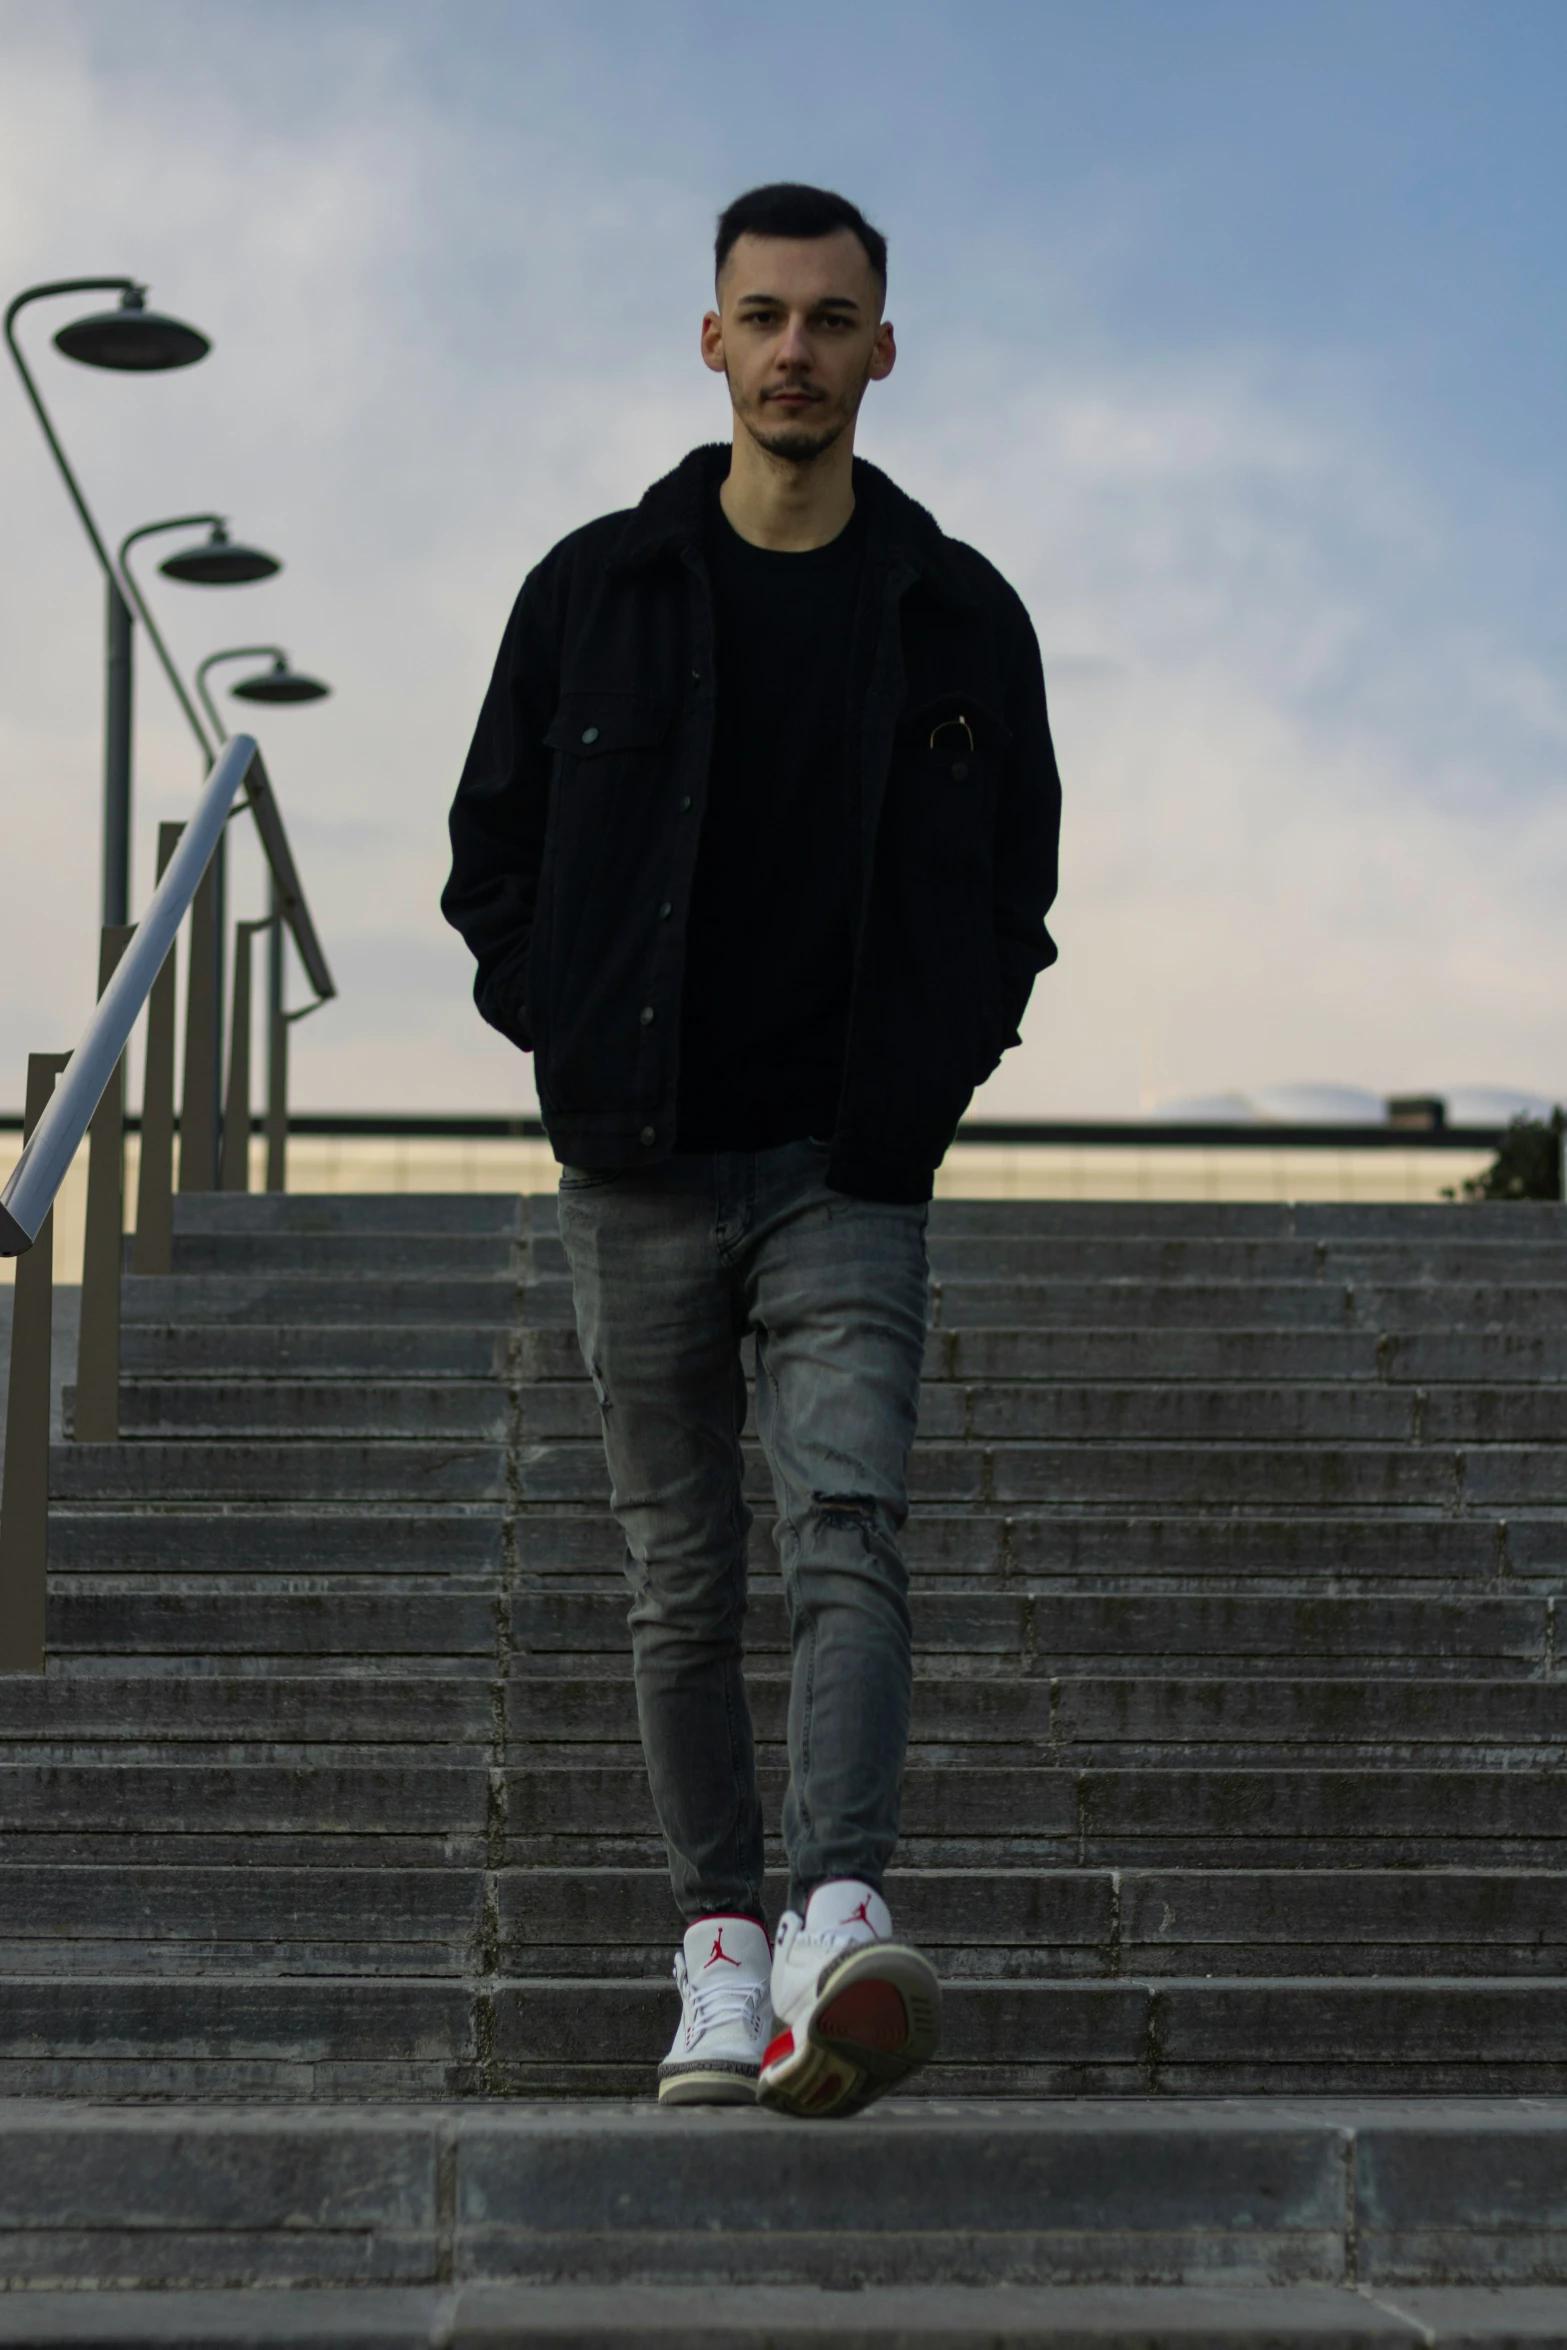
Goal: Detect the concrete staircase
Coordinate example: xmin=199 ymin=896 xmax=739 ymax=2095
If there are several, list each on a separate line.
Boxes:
xmin=4 ymin=1190 xmax=1567 ymax=2339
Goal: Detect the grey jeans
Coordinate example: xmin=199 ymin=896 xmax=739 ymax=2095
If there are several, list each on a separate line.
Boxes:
xmin=556 ymin=1141 xmax=929 ymax=1921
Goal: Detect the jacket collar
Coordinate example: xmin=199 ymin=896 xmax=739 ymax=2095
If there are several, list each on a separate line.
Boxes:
xmin=606 ymin=441 xmax=977 ymax=612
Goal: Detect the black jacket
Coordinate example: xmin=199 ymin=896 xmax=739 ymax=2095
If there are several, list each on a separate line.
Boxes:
xmin=442 ymin=443 xmax=1061 ymax=1203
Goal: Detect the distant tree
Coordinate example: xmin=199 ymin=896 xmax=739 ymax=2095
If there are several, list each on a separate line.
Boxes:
xmin=1459 ymin=1108 xmax=1565 ymax=1202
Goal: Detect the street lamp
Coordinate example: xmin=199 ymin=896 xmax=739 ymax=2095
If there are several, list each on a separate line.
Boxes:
xmin=118 ymin=514 xmax=284 ymax=771
xmin=117 ymin=519 xmax=285 ymax=1165
xmin=161 ymin=524 xmax=282 ymax=587
xmin=234 ymin=656 xmax=332 ymax=707
xmin=4 ymin=277 xmax=211 ymax=926
xmin=194 ymin=643 xmax=333 ymax=1184
xmin=195 ymin=646 xmax=334 ymax=1197
xmin=194 ymin=647 xmax=331 ymax=740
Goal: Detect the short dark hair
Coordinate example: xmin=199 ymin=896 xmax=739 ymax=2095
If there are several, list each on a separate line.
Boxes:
xmin=714 ymin=182 xmax=887 ymax=295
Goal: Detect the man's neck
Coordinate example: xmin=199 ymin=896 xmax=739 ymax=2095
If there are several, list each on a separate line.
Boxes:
xmin=719 ymin=427 xmax=856 ymax=552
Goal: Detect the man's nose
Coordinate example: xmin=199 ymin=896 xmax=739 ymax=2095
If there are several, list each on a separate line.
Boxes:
xmin=774 ymin=314 xmax=812 ymax=368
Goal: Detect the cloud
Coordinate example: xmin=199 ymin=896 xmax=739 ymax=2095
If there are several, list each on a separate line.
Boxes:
xmin=0 ymin=3 xmax=1562 ymax=1130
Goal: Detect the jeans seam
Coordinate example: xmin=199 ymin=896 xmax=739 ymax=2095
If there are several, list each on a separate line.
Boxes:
xmin=758 ymin=1329 xmax=816 ymax=1870
xmin=721 ymin=1479 xmax=753 ymax=1901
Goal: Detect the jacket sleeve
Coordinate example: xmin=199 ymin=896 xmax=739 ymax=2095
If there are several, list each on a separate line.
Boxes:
xmin=993 ymin=596 xmax=1062 ymax=1045
xmin=440 ymin=560 xmax=561 ymax=1050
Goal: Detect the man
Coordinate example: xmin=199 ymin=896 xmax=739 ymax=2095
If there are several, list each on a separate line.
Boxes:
xmin=443 ymin=182 xmax=1061 ymax=2117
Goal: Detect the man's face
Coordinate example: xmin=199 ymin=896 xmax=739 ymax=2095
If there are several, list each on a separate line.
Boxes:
xmin=701 ymin=229 xmax=895 ymax=464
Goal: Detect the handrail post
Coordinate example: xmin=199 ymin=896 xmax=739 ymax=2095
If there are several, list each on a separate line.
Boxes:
xmin=221 ymin=917 xmax=274 ymax=1194
xmin=132 ymin=823 xmax=183 ymax=1275
xmin=75 ymin=926 xmax=135 ymax=1442
xmin=104 ymin=580 xmax=134 ymax=928
xmin=0 ymin=1053 xmax=71 ymax=1673
xmin=178 ymin=846 xmax=221 ymax=1192
xmin=266 ymin=882 xmax=287 ymax=1193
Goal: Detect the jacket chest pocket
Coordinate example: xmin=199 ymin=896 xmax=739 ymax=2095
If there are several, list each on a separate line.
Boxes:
xmin=544 ymin=696 xmax=675 ymax=806
xmin=894 ymin=694 xmax=1010 ymax=870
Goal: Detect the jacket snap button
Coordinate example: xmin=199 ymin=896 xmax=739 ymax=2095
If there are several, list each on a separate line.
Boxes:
xmin=640 ymin=1126 xmax=656 ymax=1146
xmin=951 ymin=760 xmax=969 ymax=781
xmin=678 ymin=795 xmax=692 ymax=812
xmin=658 ymin=902 xmax=672 ymax=919
xmin=639 ymin=1005 xmax=655 ymax=1026
xmin=581 ymin=726 xmax=599 ymax=744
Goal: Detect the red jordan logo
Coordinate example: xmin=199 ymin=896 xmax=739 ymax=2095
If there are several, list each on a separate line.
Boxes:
xmin=704 ymin=1928 xmax=741 ymax=1970
xmin=839 ymin=1897 xmax=879 ymax=1934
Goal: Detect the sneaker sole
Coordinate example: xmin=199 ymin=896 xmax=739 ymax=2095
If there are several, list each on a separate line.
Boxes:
xmin=657 ymin=2063 xmax=761 ymax=2106
xmin=756 ymin=1943 xmax=940 ymax=2120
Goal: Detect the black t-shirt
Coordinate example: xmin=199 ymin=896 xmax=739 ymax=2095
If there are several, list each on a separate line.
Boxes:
xmin=675 ymin=485 xmax=868 ymax=1152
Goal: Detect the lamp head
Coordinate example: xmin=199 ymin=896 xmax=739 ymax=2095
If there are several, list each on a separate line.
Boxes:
xmin=53 ymin=285 xmax=210 ymax=372
xmin=160 ymin=523 xmax=281 ymax=586
xmin=231 ymin=655 xmax=331 ymax=706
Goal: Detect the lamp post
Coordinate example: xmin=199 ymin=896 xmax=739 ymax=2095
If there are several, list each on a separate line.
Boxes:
xmin=194 ymin=647 xmax=330 ymax=740
xmin=118 ymin=521 xmax=283 ymax=1186
xmin=118 ymin=514 xmax=283 ymax=774
xmin=4 ymin=278 xmax=211 ymax=927
xmin=196 ymin=649 xmax=332 ymax=1192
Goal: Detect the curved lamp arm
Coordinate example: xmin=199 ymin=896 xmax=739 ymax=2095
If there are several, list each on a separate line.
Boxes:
xmin=4 ymin=276 xmax=138 ymax=585
xmin=118 ymin=515 xmax=223 ymax=771
xmin=195 ymin=646 xmax=286 ymax=748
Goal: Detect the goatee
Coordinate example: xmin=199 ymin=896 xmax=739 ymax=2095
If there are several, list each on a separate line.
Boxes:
xmin=750 ymin=413 xmax=846 ymax=465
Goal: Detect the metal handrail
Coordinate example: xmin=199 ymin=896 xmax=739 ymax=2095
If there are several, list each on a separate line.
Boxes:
xmin=0 ymin=734 xmax=258 ymax=1255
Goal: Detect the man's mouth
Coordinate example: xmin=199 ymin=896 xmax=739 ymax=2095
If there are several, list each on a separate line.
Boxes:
xmin=764 ymin=388 xmax=822 ymax=408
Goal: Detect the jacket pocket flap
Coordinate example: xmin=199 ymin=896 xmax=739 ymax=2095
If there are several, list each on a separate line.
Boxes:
xmin=545 ymin=697 xmax=674 ymax=756
xmin=901 ymin=693 xmax=1012 ymax=754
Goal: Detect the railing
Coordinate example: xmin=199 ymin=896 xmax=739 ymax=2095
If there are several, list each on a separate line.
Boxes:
xmin=0 ymin=732 xmax=334 ymax=1672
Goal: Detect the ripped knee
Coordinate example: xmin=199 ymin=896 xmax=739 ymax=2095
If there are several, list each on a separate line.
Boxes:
xmin=812 ymin=1491 xmax=882 ymax=1542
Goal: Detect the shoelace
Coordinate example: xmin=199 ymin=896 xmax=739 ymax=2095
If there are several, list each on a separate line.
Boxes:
xmin=679 ymin=1960 xmax=766 ymax=2040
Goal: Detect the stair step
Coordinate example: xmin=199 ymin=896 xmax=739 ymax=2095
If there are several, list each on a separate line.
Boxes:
xmin=113 ymin=1318 xmax=1567 ymax=1385
xmin=921 ymin=1198 xmax=1567 ymax=1238
xmin=42 ymin=1503 xmax=1542 ymax=1587
xmin=5 ymin=1865 xmax=1567 ymax=1979
xmin=497 ymin=1865 xmax=1567 ymax=1976
xmin=121 ymin=1323 xmax=517 ymax=1376
xmin=496 ymin=1762 xmax=1567 ymax=1863
xmin=93 ymin=1375 xmax=1567 ymax=1445
xmin=932 ymin=1326 xmax=1567 ymax=1382
xmin=49 ymin=1581 xmax=500 ymax=1657
xmin=48 ymin=1511 xmax=503 ymax=1576
xmin=0 ymin=2098 xmax=1565 ymax=2292
xmin=7 ymin=2281 xmax=1565 ymax=2347
xmin=167 ymin=1233 xmax=521 ymax=1275
xmin=10 ymin=1668 xmax=1567 ymax=1752
xmin=51 ymin=1434 xmax=1567 ymax=1509
xmin=51 ymin=1441 xmax=508 ymax=1503
xmin=123 ymin=1277 xmax=520 ymax=1326
xmin=502 ymin=1671 xmax=1567 ymax=1745
xmin=517 ymin=1268 xmax=1567 ymax=1335
xmin=0 ymin=1672 xmax=494 ymax=1737
xmin=512 ymin=1586 xmax=1551 ymax=1666
xmin=503 ymin=1505 xmax=1537 ymax=1586
xmin=4 ymin=1979 xmax=1567 ymax=2094
xmin=171 ymin=1193 xmax=528 ymax=1235
xmin=75 ymin=1380 xmax=511 ymax=1440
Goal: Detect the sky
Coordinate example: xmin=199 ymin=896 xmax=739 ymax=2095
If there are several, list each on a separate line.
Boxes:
xmin=0 ymin=0 xmax=1563 ymax=1119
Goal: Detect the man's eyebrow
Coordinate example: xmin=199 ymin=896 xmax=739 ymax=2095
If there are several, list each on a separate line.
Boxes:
xmin=734 ymin=291 xmax=863 ymax=313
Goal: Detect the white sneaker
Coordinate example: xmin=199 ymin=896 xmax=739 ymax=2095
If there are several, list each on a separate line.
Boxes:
xmin=757 ymin=1878 xmax=940 ymax=2119
xmin=657 ymin=1915 xmax=773 ymax=2105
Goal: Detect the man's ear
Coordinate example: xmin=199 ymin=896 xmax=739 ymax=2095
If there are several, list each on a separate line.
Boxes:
xmin=868 ymin=321 xmax=896 ymax=383
xmin=700 ymin=309 xmax=727 ymax=375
